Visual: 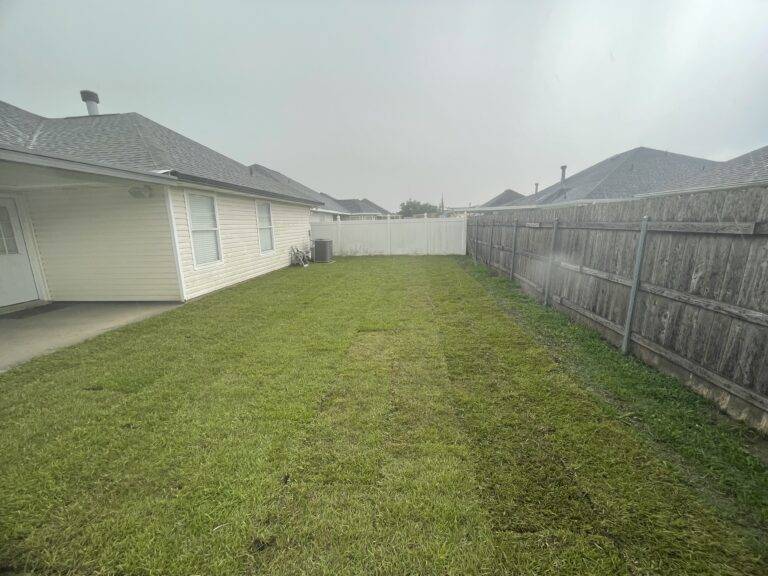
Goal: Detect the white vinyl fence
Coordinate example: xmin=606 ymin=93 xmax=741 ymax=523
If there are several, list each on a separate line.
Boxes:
xmin=311 ymin=217 xmax=467 ymax=256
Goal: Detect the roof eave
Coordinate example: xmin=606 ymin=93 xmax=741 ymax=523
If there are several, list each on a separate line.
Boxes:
xmin=171 ymin=171 xmax=322 ymax=206
xmin=313 ymin=207 xmax=350 ymax=215
xmin=0 ymin=145 xmax=177 ymax=186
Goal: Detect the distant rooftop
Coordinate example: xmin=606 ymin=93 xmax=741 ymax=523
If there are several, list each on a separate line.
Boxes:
xmin=248 ymin=163 xmax=348 ymax=213
xmin=484 ymin=143 xmax=768 ymax=209
xmin=482 ymin=189 xmax=523 ymax=207
xmin=335 ymin=198 xmax=391 ymax=215
xmin=678 ymin=144 xmax=768 ymax=190
xmin=510 ymin=147 xmax=718 ymax=206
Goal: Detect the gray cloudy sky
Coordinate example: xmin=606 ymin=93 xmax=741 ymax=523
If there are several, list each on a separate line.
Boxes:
xmin=1 ymin=0 xmax=767 ymax=211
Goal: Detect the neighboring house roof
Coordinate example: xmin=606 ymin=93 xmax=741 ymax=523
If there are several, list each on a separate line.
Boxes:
xmin=483 ymin=189 xmax=523 ymax=207
xmin=509 ymin=147 xmax=718 ymax=206
xmin=317 ymin=193 xmax=350 ymax=214
xmin=248 ymin=163 xmax=349 ymax=214
xmin=678 ymin=144 xmax=768 ymax=190
xmin=335 ymin=198 xmax=390 ymax=215
xmin=0 ymin=99 xmax=320 ymax=206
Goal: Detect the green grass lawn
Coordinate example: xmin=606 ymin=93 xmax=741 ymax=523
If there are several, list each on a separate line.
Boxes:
xmin=1 ymin=256 xmax=766 ymax=575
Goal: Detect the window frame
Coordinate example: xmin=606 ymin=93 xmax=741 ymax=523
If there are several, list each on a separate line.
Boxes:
xmin=0 ymin=204 xmax=19 ymax=255
xmin=256 ymin=201 xmax=276 ymax=254
xmin=185 ymin=191 xmax=223 ymax=269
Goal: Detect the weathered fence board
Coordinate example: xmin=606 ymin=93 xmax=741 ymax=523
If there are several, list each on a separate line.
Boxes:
xmin=467 ymin=185 xmax=768 ymax=431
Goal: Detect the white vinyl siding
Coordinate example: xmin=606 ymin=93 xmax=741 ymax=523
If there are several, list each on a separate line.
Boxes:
xmin=171 ymin=188 xmax=310 ymax=299
xmin=187 ymin=193 xmax=221 ymax=265
xmin=310 ymin=210 xmax=337 ymax=224
xmin=23 ymin=186 xmax=180 ymax=301
xmin=257 ymin=202 xmax=275 ymax=253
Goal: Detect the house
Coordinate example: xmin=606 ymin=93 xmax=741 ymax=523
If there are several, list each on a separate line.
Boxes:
xmin=247 ymin=163 xmax=350 ymax=223
xmin=482 ymin=189 xmax=523 ymax=208
xmin=335 ymin=198 xmax=390 ymax=220
xmin=507 ymin=147 xmax=718 ymax=207
xmin=246 ymin=165 xmax=395 ymax=223
xmin=479 ymin=144 xmax=768 ymax=210
xmin=478 ymin=147 xmax=718 ymax=209
xmin=677 ymin=144 xmax=768 ymax=190
xmin=0 ymin=91 xmax=323 ymax=310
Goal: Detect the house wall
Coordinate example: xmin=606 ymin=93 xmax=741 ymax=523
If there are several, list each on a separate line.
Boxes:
xmin=24 ymin=186 xmax=180 ymax=301
xmin=170 ymin=188 xmax=310 ymax=299
xmin=310 ymin=210 xmax=336 ymax=224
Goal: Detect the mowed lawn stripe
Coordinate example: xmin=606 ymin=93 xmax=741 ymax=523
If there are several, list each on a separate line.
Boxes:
xmin=250 ymin=258 xmax=494 ymax=575
xmin=426 ymin=257 xmax=766 ymax=575
xmin=1 ymin=262 xmax=360 ymax=572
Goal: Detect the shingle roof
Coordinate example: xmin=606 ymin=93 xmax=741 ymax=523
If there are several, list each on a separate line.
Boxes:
xmin=510 ymin=147 xmax=718 ymax=206
xmin=0 ymin=99 xmax=320 ymax=205
xmin=248 ymin=163 xmax=349 ymax=213
xmin=678 ymin=144 xmax=768 ymax=190
xmin=482 ymin=189 xmax=523 ymax=207
xmin=335 ymin=198 xmax=390 ymax=215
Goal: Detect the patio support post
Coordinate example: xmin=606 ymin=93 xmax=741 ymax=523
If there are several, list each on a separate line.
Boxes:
xmin=544 ymin=219 xmax=559 ymax=306
xmin=622 ymin=216 xmax=649 ymax=354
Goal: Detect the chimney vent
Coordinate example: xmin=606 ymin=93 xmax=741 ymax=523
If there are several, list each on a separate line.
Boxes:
xmin=560 ymin=165 xmax=567 ymax=186
xmin=80 ymin=90 xmax=100 ymax=115
xmin=534 ymin=182 xmax=539 ymax=194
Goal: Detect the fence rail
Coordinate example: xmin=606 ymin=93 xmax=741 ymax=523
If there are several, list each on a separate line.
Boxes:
xmin=468 ymin=185 xmax=768 ymax=431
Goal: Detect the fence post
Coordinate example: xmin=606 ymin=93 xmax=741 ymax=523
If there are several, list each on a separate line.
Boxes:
xmin=336 ymin=216 xmax=342 ymax=255
xmin=544 ymin=219 xmax=559 ymax=306
xmin=488 ymin=216 xmax=496 ymax=267
xmin=424 ymin=213 xmax=430 ymax=255
xmin=509 ymin=220 xmax=517 ymax=280
xmin=387 ymin=214 xmax=392 ymax=255
xmin=622 ymin=216 xmax=649 ymax=354
xmin=461 ymin=216 xmax=467 ymax=257
xmin=467 ymin=216 xmax=477 ymax=264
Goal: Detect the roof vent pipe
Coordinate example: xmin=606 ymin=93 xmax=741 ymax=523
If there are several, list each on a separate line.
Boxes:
xmin=534 ymin=182 xmax=539 ymax=194
xmin=560 ymin=165 xmax=567 ymax=186
xmin=80 ymin=90 xmax=100 ymax=115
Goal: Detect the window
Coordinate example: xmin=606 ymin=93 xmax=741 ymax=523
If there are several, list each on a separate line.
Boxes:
xmin=187 ymin=194 xmax=221 ymax=265
xmin=0 ymin=206 xmax=19 ymax=256
xmin=257 ymin=202 xmax=275 ymax=253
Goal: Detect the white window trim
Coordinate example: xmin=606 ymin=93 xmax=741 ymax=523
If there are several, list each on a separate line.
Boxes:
xmin=185 ymin=191 xmax=223 ymax=269
xmin=256 ymin=201 xmax=276 ymax=255
xmin=0 ymin=193 xmax=50 ymax=302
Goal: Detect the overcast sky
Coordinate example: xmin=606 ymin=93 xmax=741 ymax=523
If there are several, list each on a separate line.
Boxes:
xmin=1 ymin=1 xmax=767 ymax=210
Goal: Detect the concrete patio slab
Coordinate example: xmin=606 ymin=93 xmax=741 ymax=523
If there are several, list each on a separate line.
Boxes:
xmin=0 ymin=302 xmax=179 ymax=372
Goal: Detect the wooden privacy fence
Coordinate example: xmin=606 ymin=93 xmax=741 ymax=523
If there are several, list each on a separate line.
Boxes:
xmin=467 ymin=185 xmax=768 ymax=431
xmin=311 ymin=217 xmax=466 ymax=256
